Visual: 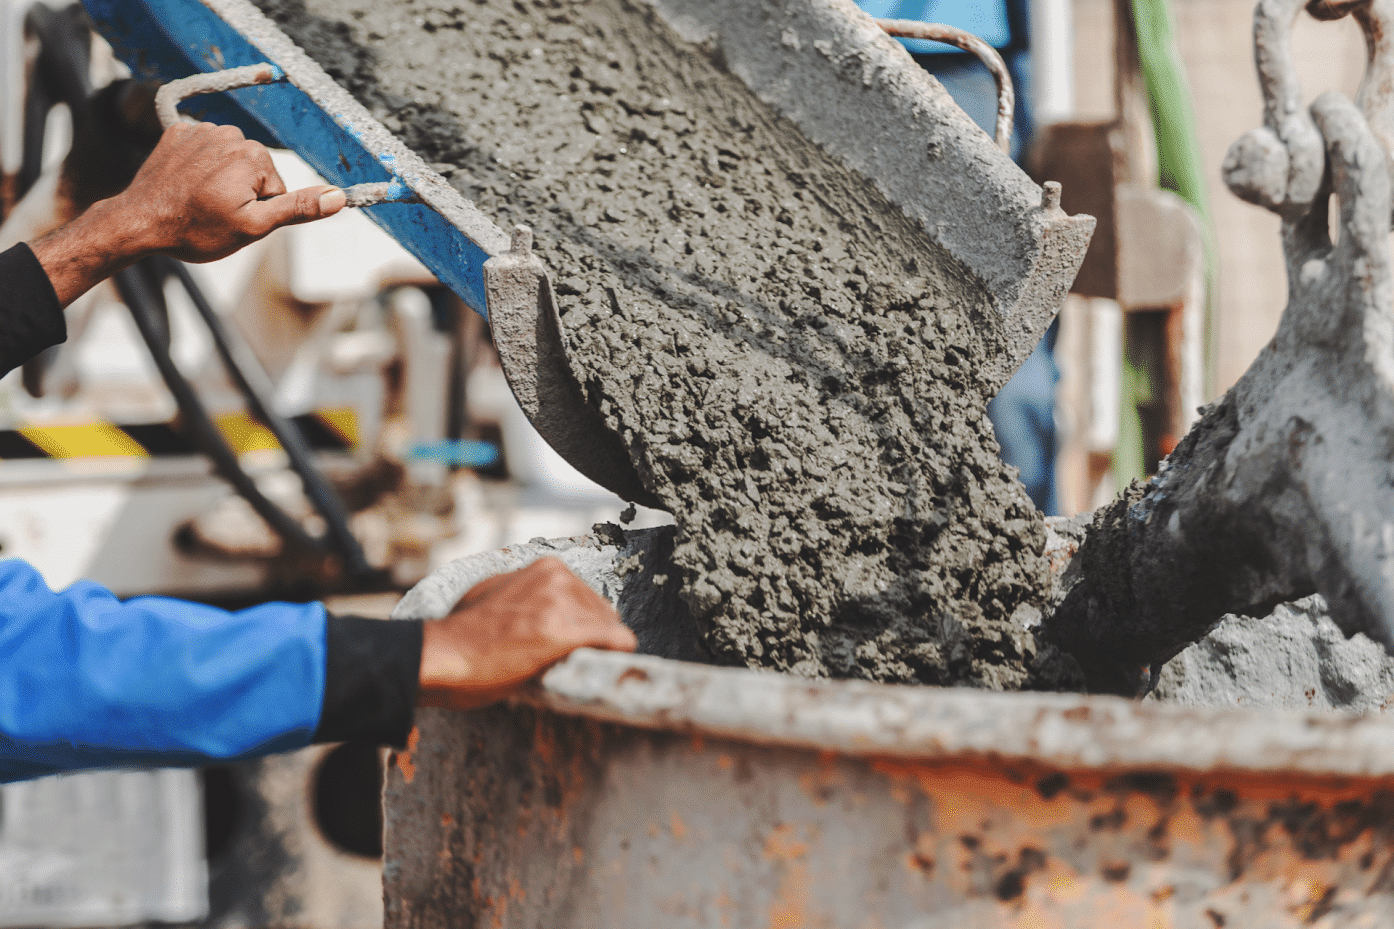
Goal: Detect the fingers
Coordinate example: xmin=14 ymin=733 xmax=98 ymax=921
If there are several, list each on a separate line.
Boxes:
xmin=116 ymin=119 xmax=350 ymax=260
xmin=243 ymin=185 xmax=346 ymax=233
xmin=581 ymin=619 xmax=638 ymax=653
xmin=419 ymin=558 xmax=636 ymax=711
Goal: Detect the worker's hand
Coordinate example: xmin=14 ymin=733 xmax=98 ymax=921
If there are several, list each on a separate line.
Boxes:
xmin=31 ymin=121 xmax=347 ymax=307
xmin=115 ymin=121 xmax=346 ymax=263
xmin=416 ymin=557 xmax=637 ymax=712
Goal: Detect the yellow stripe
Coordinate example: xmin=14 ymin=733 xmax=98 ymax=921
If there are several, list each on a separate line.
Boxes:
xmin=19 ymin=424 xmax=149 ymax=458
xmin=316 ymin=407 xmax=360 ymax=447
xmin=213 ymin=412 xmax=280 ymax=455
xmin=11 ymin=406 xmax=362 ymax=459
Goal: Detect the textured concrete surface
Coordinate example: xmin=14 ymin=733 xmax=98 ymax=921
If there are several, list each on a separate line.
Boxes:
xmin=263 ymin=0 xmax=1091 ymax=686
xmin=1153 ymin=596 xmax=1394 ymax=712
xmin=393 ymin=526 xmax=705 ymax=664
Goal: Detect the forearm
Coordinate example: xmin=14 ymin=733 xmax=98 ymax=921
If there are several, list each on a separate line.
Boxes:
xmin=0 ymin=560 xmax=329 ymax=783
xmin=28 ymin=194 xmax=154 ymax=308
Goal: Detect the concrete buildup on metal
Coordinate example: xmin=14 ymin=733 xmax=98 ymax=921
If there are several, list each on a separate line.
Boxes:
xmin=1042 ymin=0 xmax=1394 ymax=694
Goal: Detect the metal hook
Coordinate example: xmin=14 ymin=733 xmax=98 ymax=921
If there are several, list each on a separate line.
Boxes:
xmin=874 ymin=19 xmax=1015 ymax=153
xmin=1224 ymin=0 xmax=1394 ymax=219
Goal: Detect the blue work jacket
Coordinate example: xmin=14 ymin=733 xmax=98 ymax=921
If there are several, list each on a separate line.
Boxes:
xmin=0 ymin=242 xmax=421 ymax=783
xmin=0 ymin=558 xmax=326 ymax=782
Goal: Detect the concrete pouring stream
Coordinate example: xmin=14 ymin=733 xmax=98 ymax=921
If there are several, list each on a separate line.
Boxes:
xmin=248 ymin=0 xmax=1394 ymax=707
xmin=254 ymin=0 xmax=1068 ymax=689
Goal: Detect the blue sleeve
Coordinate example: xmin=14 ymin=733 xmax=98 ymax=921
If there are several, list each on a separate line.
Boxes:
xmin=0 ymin=559 xmax=326 ymax=783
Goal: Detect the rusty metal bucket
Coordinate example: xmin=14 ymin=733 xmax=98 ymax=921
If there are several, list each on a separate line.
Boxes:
xmin=383 ymin=531 xmax=1394 ymax=929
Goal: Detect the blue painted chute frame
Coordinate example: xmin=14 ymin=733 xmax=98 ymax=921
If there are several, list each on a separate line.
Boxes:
xmin=82 ymin=0 xmax=495 ymax=317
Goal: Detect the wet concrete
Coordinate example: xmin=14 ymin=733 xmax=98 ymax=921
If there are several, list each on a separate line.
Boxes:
xmin=260 ymin=0 xmax=1063 ymax=686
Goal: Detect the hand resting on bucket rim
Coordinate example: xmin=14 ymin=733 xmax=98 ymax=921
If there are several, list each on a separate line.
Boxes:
xmin=419 ymin=556 xmax=637 ymax=712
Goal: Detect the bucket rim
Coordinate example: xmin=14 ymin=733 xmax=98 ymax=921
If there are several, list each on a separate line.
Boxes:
xmin=502 ymin=647 xmax=1394 ymax=781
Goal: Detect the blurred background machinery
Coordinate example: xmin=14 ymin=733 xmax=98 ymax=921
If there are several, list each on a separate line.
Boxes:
xmin=0 ymin=2 xmax=664 ymax=925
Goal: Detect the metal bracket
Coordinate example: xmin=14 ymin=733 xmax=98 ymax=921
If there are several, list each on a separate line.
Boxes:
xmin=483 ymin=225 xmax=661 ymax=508
xmin=154 ymin=62 xmax=419 ymax=207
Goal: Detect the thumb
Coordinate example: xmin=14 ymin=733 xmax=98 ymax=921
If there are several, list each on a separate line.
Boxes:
xmin=246 ymin=185 xmax=347 ymax=232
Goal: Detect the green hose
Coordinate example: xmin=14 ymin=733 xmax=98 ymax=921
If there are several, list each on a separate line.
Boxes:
xmin=1115 ymin=0 xmax=1216 ymax=485
xmin=1129 ymin=0 xmax=1212 ymax=223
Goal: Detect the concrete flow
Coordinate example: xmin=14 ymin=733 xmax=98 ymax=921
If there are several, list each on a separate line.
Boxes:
xmin=256 ymin=0 xmax=1391 ymax=704
xmin=259 ymin=0 xmax=1079 ymax=687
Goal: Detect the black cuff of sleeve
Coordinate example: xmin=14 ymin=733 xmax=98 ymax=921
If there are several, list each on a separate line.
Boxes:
xmin=0 ymin=243 xmax=65 ymax=379
xmin=313 ymin=615 xmax=423 ymax=748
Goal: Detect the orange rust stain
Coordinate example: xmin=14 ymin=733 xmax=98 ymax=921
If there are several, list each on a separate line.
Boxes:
xmin=903 ymin=833 xmax=936 ymax=876
xmin=1043 ymin=870 xmax=1085 ymax=904
xmin=617 ymin=665 xmax=651 ymax=684
xmin=761 ymin=826 xmax=815 ymax=927
xmin=441 ymin=813 xmax=453 ymax=827
xmin=763 ymin=823 xmax=810 ymax=862
xmin=862 ymin=751 xmax=1394 ymax=814
xmin=534 ymin=720 xmax=556 ymax=767
xmin=765 ymin=849 xmax=812 ymax=929
xmin=1007 ymin=867 xmax=1175 ymax=929
xmin=394 ymin=727 xmax=420 ymax=784
xmin=767 ymin=870 xmax=810 ymax=929
xmin=715 ymin=889 xmax=736 ymax=929
xmin=572 ymin=846 xmax=584 ymax=865
xmin=691 ymin=732 xmax=706 ymax=753
xmin=671 ymin=810 xmax=688 ymax=840
xmin=1284 ymin=876 xmax=1334 ymax=921
xmin=717 ymin=754 xmax=734 ymax=770
xmin=796 ymin=760 xmax=849 ymax=807
xmin=648 ymin=822 xmax=661 ymax=838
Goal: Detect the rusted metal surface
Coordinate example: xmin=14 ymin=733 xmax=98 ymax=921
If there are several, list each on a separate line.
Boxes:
xmin=384 ymin=653 xmax=1394 ymax=928
xmin=384 ymin=542 xmax=1394 ymax=928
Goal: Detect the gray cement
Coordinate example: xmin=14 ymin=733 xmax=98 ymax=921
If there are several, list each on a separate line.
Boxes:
xmin=265 ymin=0 xmax=1063 ymax=687
xmin=393 ymin=520 xmax=1394 ymax=715
xmin=1151 ymin=596 xmax=1394 ymax=712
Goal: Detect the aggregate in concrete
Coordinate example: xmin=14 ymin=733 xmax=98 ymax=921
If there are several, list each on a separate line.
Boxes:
xmin=262 ymin=0 xmax=1062 ymax=687
xmin=1151 ymin=596 xmax=1394 ymax=712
